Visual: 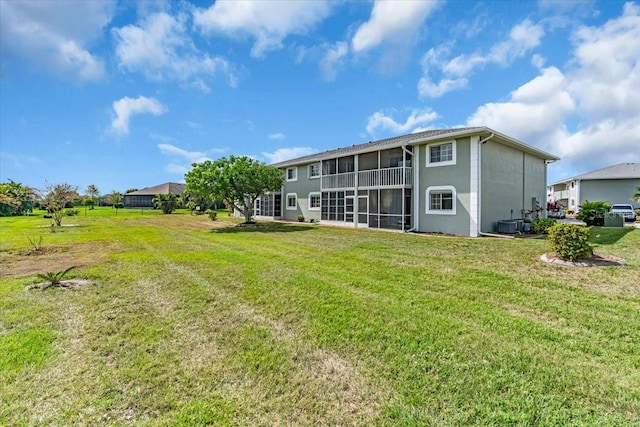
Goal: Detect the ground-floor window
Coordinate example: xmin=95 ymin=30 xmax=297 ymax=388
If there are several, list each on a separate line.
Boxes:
xmin=254 ymin=193 xmax=281 ymax=217
xmin=426 ymin=186 xmax=456 ymax=215
xmin=309 ymin=192 xmax=321 ymax=210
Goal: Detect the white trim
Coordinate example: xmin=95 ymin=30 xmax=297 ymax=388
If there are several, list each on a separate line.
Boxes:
xmin=286 ymin=193 xmax=297 ymax=210
xmin=426 ymin=140 xmax=456 ymax=168
xmin=308 ymin=192 xmax=321 ymax=210
xmin=414 ymin=145 xmax=420 ymax=230
xmin=469 ymin=136 xmax=479 ymax=236
xmin=286 ymin=167 xmax=297 ymax=182
xmin=426 ymin=185 xmax=457 ymax=215
xmin=308 ymin=163 xmax=320 ymax=179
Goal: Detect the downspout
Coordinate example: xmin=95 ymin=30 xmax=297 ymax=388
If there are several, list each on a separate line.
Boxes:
xmin=475 ymin=133 xmax=494 ymax=235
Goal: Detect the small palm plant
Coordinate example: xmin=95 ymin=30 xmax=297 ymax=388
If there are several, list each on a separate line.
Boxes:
xmin=37 ymin=266 xmax=76 ymax=290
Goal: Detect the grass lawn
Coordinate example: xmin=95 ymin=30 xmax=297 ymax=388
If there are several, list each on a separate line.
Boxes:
xmin=1 ymin=208 xmax=639 ymax=425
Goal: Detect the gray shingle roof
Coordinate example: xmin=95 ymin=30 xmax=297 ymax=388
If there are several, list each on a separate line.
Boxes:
xmin=552 ymin=163 xmax=640 ymax=184
xmin=272 ymin=127 xmax=558 ymax=168
xmin=125 ymin=182 xmax=185 ymax=196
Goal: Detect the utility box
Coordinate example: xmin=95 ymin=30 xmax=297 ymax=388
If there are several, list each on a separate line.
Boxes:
xmin=604 ymin=212 xmax=624 ymax=227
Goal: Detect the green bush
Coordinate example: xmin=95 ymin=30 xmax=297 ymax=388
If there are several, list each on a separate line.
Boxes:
xmin=206 ymin=209 xmax=217 ymax=221
xmin=548 ymin=223 xmax=593 ymax=261
xmin=531 ymin=217 xmax=556 ymax=234
xmin=576 ymin=200 xmax=610 ymax=226
xmin=65 ymin=208 xmax=80 ymax=216
xmin=297 ymin=215 xmax=305 ymax=222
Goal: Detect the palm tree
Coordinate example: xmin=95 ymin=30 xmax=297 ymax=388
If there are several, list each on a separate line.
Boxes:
xmin=153 ymin=193 xmax=178 ymax=214
xmin=632 ymin=186 xmax=640 ymax=202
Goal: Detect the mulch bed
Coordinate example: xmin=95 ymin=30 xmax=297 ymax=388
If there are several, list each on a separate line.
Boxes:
xmin=540 ymin=252 xmax=627 ymax=267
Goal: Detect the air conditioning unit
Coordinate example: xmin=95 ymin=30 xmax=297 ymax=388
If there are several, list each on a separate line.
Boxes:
xmin=498 ymin=220 xmax=518 ymax=234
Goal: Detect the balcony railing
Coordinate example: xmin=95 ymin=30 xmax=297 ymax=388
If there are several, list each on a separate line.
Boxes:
xmin=321 ymin=167 xmax=412 ymax=189
xmin=553 ymin=190 xmax=569 ymax=200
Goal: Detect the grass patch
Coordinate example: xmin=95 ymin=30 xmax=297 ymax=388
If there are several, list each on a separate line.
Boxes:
xmin=1 ymin=211 xmax=639 ymax=425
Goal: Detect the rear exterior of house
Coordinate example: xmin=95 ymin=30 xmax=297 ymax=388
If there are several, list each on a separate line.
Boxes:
xmin=547 ymin=163 xmax=640 ymax=212
xmin=123 ymin=182 xmax=186 ymax=208
xmin=264 ymin=127 xmax=558 ymax=237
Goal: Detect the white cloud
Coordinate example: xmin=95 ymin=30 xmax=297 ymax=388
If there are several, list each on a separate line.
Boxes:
xmin=193 ymin=0 xmax=334 ymax=58
xmin=419 ymin=19 xmax=545 ymax=98
xmin=111 ymin=96 xmax=167 ymax=135
xmin=366 ymin=109 xmax=439 ymax=135
xmin=0 ymin=0 xmax=115 ymax=82
xmin=320 ymin=41 xmax=348 ymax=81
xmin=467 ymin=3 xmax=640 ymax=175
xmin=351 ymin=1 xmax=440 ymax=53
xmin=262 ymin=147 xmax=317 ymax=164
xmin=158 ymin=143 xmax=210 ymax=164
xmin=165 ymin=163 xmax=190 ymax=175
xmin=267 ymin=133 xmax=287 ymax=141
xmin=113 ymin=11 xmax=236 ymax=90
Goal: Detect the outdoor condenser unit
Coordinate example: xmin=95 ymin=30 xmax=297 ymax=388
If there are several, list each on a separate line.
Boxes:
xmin=497 ymin=220 xmax=518 ymax=234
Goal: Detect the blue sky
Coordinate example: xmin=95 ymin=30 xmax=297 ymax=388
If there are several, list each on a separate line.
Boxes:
xmin=1 ymin=0 xmax=639 ymax=195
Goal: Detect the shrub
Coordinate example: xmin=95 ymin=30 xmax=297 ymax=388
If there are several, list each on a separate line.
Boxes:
xmin=206 ymin=209 xmax=217 ymax=221
xmin=531 ymin=217 xmax=556 ymax=234
xmin=297 ymin=215 xmax=305 ymax=222
xmin=65 ymin=208 xmax=80 ymax=216
xmin=548 ymin=223 xmax=593 ymax=261
xmin=576 ymin=200 xmax=611 ymax=226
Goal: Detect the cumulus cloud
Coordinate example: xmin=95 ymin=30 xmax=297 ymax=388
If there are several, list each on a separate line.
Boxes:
xmin=366 ymin=108 xmax=439 ymax=135
xmin=193 ymin=0 xmax=334 ymax=58
xmin=158 ymin=143 xmax=210 ymax=164
xmin=111 ymin=96 xmax=167 ymax=135
xmin=419 ymin=19 xmax=545 ymax=98
xmin=467 ymin=3 xmax=640 ymax=176
xmin=267 ymin=133 xmax=287 ymax=141
xmin=351 ymin=0 xmax=440 ymax=53
xmin=0 ymin=0 xmax=115 ymax=82
xmin=320 ymin=41 xmax=349 ymax=82
xmin=113 ymin=10 xmax=236 ymax=90
xmin=262 ymin=147 xmax=317 ymax=164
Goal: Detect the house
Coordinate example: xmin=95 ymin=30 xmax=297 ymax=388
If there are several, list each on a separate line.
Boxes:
xmin=258 ymin=127 xmax=558 ymax=237
xmin=123 ymin=182 xmax=185 ymax=208
xmin=547 ymin=163 xmax=640 ymax=212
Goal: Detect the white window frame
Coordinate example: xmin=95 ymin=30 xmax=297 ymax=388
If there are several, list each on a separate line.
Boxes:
xmin=425 ymin=186 xmax=456 ymax=215
xmin=286 ymin=167 xmax=297 ymax=182
xmin=308 ymin=192 xmax=321 ymax=210
xmin=308 ymin=163 xmax=320 ymax=179
xmin=426 ymin=140 xmax=456 ymax=167
xmin=286 ymin=193 xmax=297 ymax=210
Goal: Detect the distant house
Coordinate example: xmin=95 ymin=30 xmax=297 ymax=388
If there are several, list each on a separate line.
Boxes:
xmin=547 ymin=163 xmax=640 ymax=211
xmin=256 ymin=127 xmax=558 ymax=237
xmin=123 ymin=182 xmax=185 ymax=208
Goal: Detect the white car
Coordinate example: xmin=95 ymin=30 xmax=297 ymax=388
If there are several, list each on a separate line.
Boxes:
xmin=610 ymin=204 xmax=637 ymax=222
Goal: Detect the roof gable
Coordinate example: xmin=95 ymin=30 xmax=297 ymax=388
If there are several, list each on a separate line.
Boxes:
xmin=125 ymin=182 xmax=186 ymax=196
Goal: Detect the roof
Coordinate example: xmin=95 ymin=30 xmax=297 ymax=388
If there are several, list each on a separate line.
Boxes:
xmin=272 ymin=127 xmax=559 ymax=168
xmin=124 ymin=182 xmax=186 ymax=196
xmin=551 ymin=163 xmax=640 ymax=185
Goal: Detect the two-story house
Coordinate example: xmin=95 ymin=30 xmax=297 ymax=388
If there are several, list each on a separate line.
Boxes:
xmin=258 ymin=127 xmax=558 ymax=237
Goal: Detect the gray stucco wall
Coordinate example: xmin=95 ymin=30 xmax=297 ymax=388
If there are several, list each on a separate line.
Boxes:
xmin=480 ymin=141 xmax=547 ymax=232
xmin=280 ymin=163 xmax=322 ymax=221
xmin=417 ymin=137 xmax=471 ymax=235
xmin=580 ymin=178 xmax=640 ymax=209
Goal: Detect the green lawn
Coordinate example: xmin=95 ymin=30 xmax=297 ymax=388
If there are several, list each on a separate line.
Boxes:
xmin=1 ymin=209 xmax=639 ymax=425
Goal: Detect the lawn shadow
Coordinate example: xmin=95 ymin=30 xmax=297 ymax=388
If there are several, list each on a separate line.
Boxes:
xmin=590 ymin=226 xmax=635 ymax=245
xmin=211 ymin=221 xmax=316 ymax=234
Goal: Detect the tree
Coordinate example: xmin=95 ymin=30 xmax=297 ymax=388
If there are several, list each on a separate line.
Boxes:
xmin=632 ymin=187 xmax=640 ymax=202
xmin=0 ymin=180 xmax=35 ymax=216
xmin=104 ymin=191 xmax=123 ymax=207
xmin=125 ymin=188 xmax=138 ymax=194
xmin=153 ymin=193 xmax=178 ymax=214
xmin=85 ymin=184 xmax=100 ymax=208
xmin=42 ymin=183 xmax=80 ymax=226
xmin=185 ymin=156 xmax=283 ymax=223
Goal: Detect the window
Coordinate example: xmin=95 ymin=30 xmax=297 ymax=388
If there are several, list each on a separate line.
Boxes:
xmin=286 ymin=167 xmax=297 ymax=182
xmin=426 ymin=186 xmax=456 ymax=215
xmin=426 ymin=141 xmax=456 ymax=167
xmin=309 ymin=192 xmax=321 ymax=210
xmin=286 ymin=193 xmax=297 ymax=210
xmin=309 ymin=163 xmax=320 ymax=179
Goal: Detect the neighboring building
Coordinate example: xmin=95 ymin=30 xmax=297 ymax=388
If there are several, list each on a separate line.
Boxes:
xmin=123 ymin=182 xmax=185 ymax=208
xmin=547 ymin=163 xmax=640 ymax=212
xmin=259 ymin=127 xmax=558 ymax=237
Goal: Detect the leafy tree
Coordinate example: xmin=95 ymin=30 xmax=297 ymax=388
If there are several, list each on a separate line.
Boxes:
xmin=185 ymin=155 xmax=283 ymax=223
xmin=105 ymin=191 xmax=123 ymax=207
xmin=42 ymin=183 xmax=80 ymax=226
xmin=0 ymin=180 xmax=35 ymax=216
xmin=153 ymin=193 xmax=178 ymax=214
xmin=125 ymin=188 xmax=139 ymax=194
xmin=85 ymin=184 xmax=100 ymax=208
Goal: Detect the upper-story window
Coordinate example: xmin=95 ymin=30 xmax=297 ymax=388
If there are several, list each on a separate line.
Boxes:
xmin=309 ymin=163 xmax=320 ymax=179
xmin=286 ymin=167 xmax=297 ymax=182
xmin=426 ymin=141 xmax=456 ymax=167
